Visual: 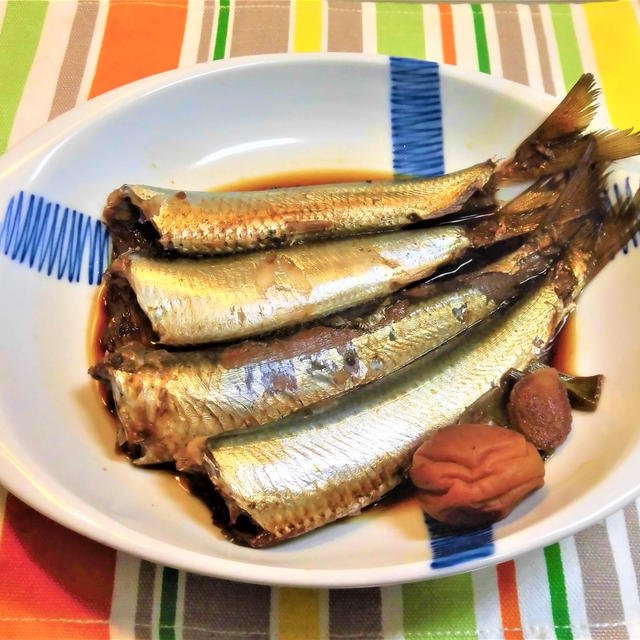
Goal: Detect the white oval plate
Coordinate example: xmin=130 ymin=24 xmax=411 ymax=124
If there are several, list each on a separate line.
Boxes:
xmin=0 ymin=54 xmax=638 ymax=588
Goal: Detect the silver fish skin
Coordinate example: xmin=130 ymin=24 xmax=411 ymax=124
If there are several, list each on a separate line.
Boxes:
xmin=95 ymin=246 xmax=550 ymax=466
xmin=111 ymin=228 xmax=474 ymax=345
xmin=203 ymin=279 xmax=567 ymax=547
xmin=104 ymin=162 xmax=494 ymax=255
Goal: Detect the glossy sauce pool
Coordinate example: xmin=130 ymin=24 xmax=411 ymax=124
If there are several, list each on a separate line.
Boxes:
xmin=88 ymin=283 xmax=113 ymax=412
xmin=213 ymin=168 xmax=393 ymax=192
xmin=550 ymin=311 xmax=577 ymax=375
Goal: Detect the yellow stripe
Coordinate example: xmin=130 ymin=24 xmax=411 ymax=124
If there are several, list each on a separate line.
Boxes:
xmin=293 ymin=0 xmax=322 ymax=52
xmin=583 ymin=1 xmax=640 ymax=130
xmin=278 ymin=588 xmax=321 ymax=639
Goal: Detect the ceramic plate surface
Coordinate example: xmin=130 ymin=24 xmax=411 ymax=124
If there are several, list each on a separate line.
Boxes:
xmin=0 ymin=54 xmax=638 ymax=588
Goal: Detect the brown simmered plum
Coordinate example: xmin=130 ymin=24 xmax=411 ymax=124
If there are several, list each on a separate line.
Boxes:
xmin=508 ymin=367 xmax=572 ymax=452
xmin=410 ymin=424 xmax=545 ymax=527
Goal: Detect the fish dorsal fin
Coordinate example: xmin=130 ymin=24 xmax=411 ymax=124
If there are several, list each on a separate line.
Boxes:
xmin=537 ymin=137 xmax=605 ymax=239
xmin=498 ymin=174 xmax=566 ymax=217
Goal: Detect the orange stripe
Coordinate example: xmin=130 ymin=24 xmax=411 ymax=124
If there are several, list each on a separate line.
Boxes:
xmin=89 ymin=0 xmax=188 ymax=98
xmin=438 ymin=4 xmax=456 ymax=65
xmin=496 ymin=561 xmax=525 ymax=640
xmin=0 ymin=495 xmax=115 ymax=639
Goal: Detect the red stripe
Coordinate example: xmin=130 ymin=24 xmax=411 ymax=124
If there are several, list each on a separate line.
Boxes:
xmin=0 ymin=495 xmax=115 ymax=639
xmin=496 ymin=561 xmax=525 ymax=640
xmin=89 ymin=0 xmax=188 ymax=98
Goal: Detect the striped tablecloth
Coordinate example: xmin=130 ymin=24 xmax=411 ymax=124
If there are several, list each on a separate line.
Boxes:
xmin=1 ymin=1 xmax=639 ymax=638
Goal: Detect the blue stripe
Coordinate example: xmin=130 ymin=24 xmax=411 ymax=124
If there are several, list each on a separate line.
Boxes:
xmin=426 ymin=517 xmax=495 ymax=569
xmin=619 ymin=178 xmax=639 ymax=253
xmin=0 ymin=192 xmax=109 ymax=285
xmin=389 ymin=57 xmax=444 ymax=177
xmin=605 ymin=179 xmax=640 ymax=255
xmin=389 ymin=59 xmax=494 ymax=566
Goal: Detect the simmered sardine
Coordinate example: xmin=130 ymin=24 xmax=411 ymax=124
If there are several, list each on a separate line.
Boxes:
xmin=104 ymin=163 xmax=494 ymax=255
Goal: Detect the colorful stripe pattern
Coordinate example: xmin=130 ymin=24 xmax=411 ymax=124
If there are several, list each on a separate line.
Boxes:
xmin=403 ymin=573 xmax=477 ymax=638
xmin=0 ymin=1 xmax=639 ymax=638
xmin=213 ymin=0 xmax=230 ymax=60
xmin=496 ymin=560 xmax=524 ymax=640
xmin=471 ymin=4 xmax=491 ymax=73
xmin=377 ymin=3 xmax=425 ymax=59
xmin=88 ymin=0 xmax=188 ymax=99
xmin=0 ymin=495 xmax=115 ymax=640
xmin=549 ymin=4 xmax=583 ymax=91
xmin=545 ymin=543 xmax=573 ymax=640
xmin=0 ymin=0 xmax=48 ymax=153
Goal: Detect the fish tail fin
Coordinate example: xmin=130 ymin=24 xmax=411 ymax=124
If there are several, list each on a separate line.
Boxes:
xmin=535 ymin=138 xmax=607 ymax=243
xmin=496 ymin=74 xmax=599 ymax=182
xmin=594 ymin=128 xmax=640 ymax=164
xmin=527 ymin=73 xmax=599 ymax=140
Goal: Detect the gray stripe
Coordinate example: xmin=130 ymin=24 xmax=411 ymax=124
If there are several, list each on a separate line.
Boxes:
xmin=328 ymin=0 xmax=362 ymax=53
xmin=230 ymin=1 xmax=289 ymax=57
xmin=494 ymin=5 xmax=528 ymax=86
xmin=329 ymin=588 xmax=382 ymax=640
xmin=530 ymin=5 xmax=556 ymax=95
xmin=134 ymin=561 xmax=155 ymax=640
xmin=574 ymin=523 xmax=629 ymax=640
xmin=49 ymin=0 xmax=98 ymax=119
xmin=624 ymin=502 xmax=640 ymax=599
xmin=183 ymin=575 xmax=270 ymax=639
xmin=197 ymin=0 xmax=215 ymax=63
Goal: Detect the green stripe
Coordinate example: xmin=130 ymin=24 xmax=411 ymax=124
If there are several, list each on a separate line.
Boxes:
xmin=471 ymin=5 xmax=490 ymax=74
xmin=213 ymin=0 xmax=230 ymax=60
xmin=544 ymin=544 xmax=573 ymax=640
xmin=403 ymin=575 xmax=478 ymax=639
xmin=0 ymin=0 xmax=49 ymax=154
xmin=376 ymin=3 xmax=425 ymax=60
xmin=549 ymin=4 xmax=584 ymax=91
xmin=159 ymin=567 xmax=179 ymax=640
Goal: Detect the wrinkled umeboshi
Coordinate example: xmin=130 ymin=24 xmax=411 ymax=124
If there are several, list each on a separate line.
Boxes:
xmin=410 ymin=423 xmax=545 ymax=527
xmin=508 ymin=367 xmax=572 ymax=452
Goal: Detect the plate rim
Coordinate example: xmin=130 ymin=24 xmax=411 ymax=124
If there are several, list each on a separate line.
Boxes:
xmin=2 ymin=52 xmax=637 ymax=588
